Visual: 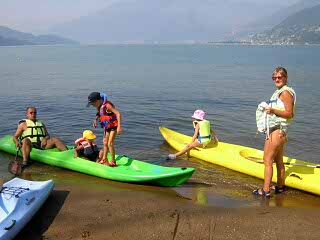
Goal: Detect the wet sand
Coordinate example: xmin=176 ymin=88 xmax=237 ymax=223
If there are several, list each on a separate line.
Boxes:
xmin=13 ymin=172 xmax=320 ymax=240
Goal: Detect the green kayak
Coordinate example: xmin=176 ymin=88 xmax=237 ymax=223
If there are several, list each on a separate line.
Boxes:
xmin=0 ymin=135 xmax=195 ymax=187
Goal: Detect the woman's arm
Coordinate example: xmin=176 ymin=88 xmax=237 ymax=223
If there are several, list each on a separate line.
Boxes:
xmin=266 ymin=91 xmax=294 ymax=119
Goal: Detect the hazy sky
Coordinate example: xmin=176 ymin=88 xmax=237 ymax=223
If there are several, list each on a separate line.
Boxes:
xmin=0 ymin=0 xmax=117 ymax=33
xmin=0 ymin=0 xmax=300 ymax=34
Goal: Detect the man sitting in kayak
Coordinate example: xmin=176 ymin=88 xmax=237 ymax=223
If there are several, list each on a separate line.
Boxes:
xmin=167 ymin=109 xmax=218 ymax=160
xmin=13 ymin=107 xmax=67 ymax=166
xmin=74 ymin=130 xmax=102 ymax=162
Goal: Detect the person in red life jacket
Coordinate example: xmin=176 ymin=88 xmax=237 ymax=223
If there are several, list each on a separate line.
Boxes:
xmin=74 ymin=130 xmax=101 ymax=162
xmin=86 ymin=92 xmax=108 ymax=128
xmin=87 ymin=92 xmax=123 ymax=167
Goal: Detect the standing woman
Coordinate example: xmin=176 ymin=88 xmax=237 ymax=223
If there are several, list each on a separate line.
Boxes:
xmin=253 ymin=67 xmax=296 ymax=197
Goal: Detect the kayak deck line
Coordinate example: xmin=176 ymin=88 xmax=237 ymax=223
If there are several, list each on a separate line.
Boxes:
xmin=0 ymin=135 xmax=195 ymax=187
xmin=160 ymin=126 xmax=320 ymax=196
xmin=245 ymin=156 xmax=320 ymax=168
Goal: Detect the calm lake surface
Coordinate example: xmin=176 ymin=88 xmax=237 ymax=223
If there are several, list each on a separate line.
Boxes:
xmin=1 ymin=44 xmax=320 ymax=208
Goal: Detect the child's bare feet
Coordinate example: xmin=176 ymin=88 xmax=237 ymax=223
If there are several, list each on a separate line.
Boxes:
xmin=109 ymin=161 xmax=117 ymax=167
xmin=98 ymin=159 xmax=107 ymax=164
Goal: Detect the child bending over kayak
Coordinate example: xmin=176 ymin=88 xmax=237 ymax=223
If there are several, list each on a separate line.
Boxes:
xmin=167 ymin=110 xmax=218 ymax=160
xmin=89 ymin=92 xmax=108 ymax=128
xmin=74 ymin=130 xmax=102 ymax=162
xmin=87 ymin=92 xmax=123 ymax=167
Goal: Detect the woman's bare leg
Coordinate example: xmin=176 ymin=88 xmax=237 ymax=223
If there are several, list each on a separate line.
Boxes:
xmin=263 ymin=130 xmax=286 ymax=192
xmin=274 ymin=133 xmax=286 ymax=187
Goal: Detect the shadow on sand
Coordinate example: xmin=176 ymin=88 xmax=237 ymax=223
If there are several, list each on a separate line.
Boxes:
xmin=14 ymin=189 xmax=69 ymax=240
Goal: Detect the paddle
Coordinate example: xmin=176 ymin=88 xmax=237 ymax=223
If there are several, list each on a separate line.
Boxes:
xmin=8 ymin=147 xmax=23 ymax=176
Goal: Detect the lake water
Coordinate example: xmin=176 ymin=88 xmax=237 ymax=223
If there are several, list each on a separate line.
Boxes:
xmin=1 ymin=44 xmax=320 ymax=207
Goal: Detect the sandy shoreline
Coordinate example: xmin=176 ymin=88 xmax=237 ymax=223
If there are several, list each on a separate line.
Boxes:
xmin=12 ymin=175 xmax=320 ymax=240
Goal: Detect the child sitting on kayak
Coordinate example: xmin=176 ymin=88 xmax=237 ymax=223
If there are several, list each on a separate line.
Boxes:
xmin=87 ymin=92 xmax=123 ymax=167
xmin=167 ymin=110 xmax=218 ymax=160
xmin=74 ymin=130 xmax=101 ymax=162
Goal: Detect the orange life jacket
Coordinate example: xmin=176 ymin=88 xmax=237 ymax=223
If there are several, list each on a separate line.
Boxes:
xmin=99 ymin=101 xmax=118 ymax=130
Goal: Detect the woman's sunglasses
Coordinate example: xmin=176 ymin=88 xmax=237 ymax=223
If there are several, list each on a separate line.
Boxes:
xmin=272 ymin=76 xmax=284 ymax=80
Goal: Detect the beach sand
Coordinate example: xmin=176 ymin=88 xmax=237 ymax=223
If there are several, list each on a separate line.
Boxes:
xmin=13 ymin=174 xmax=320 ymax=240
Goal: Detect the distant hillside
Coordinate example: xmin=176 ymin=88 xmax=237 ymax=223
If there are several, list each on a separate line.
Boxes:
xmin=0 ymin=26 xmax=78 ymax=46
xmin=249 ymin=4 xmax=320 ymax=44
xmin=50 ymin=0 xmax=282 ymax=44
xmin=235 ymin=0 xmax=320 ymax=39
xmin=0 ymin=35 xmax=31 ymax=46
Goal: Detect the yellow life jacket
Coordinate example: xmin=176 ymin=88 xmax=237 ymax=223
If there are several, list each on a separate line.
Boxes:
xmin=193 ymin=120 xmax=211 ymax=142
xmin=20 ymin=119 xmax=47 ymax=143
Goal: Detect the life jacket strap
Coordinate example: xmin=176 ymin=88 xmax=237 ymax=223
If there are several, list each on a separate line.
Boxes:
xmin=100 ymin=116 xmax=117 ymax=124
xmin=20 ymin=126 xmax=47 ymax=143
xmin=199 ymin=135 xmax=211 ymax=139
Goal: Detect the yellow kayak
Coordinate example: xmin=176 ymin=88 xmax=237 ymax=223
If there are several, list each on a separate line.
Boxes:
xmin=160 ymin=127 xmax=320 ymax=196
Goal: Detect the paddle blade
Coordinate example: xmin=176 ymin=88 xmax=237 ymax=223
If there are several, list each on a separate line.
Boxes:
xmin=8 ymin=160 xmax=22 ymax=176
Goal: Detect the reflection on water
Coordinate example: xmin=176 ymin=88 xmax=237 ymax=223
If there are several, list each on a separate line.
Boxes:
xmin=175 ymin=182 xmax=320 ymax=209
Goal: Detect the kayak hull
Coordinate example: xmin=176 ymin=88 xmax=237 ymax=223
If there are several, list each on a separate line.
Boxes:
xmin=160 ymin=127 xmax=320 ymax=196
xmin=0 ymin=135 xmax=194 ymax=187
xmin=0 ymin=178 xmax=54 ymax=240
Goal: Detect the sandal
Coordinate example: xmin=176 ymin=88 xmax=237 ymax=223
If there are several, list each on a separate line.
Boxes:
xmin=252 ymin=188 xmax=271 ymax=198
xmin=274 ymin=186 xmax=286 ymax=194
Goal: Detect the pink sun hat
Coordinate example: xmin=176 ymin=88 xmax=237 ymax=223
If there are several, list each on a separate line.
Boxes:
xmin=192 ymin=110 xmax=206 ymax=120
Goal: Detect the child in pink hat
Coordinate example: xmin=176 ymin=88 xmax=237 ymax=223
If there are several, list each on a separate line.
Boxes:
xmin=167 ymin=110 xmax=218 ymax=160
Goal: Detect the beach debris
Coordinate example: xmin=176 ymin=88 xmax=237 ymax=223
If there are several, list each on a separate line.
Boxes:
xmin=170 ymin=209 xmax=179 ymax=218
xmin=81 ymin=230 xmax=91 ymax=238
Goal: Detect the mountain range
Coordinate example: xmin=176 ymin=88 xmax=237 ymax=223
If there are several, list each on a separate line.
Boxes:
xmin=3 ymin=0 xmax=319 ymax=45
xmin=0 ymin=26 xmax=78 ymax=46
xmin=235 ymin=0 xmax=320 ymax=38
xmin=50 ymin=0 xmax=284 ymax=44
xmin=249 ymin=4 xmax=320 ymax=44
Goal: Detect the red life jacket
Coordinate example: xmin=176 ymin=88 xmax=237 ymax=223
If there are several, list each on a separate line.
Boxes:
xmin=99 ymin=101 xmax=118 ymax=129
xmin=75 ymin=138 xmax=99 ymax=160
